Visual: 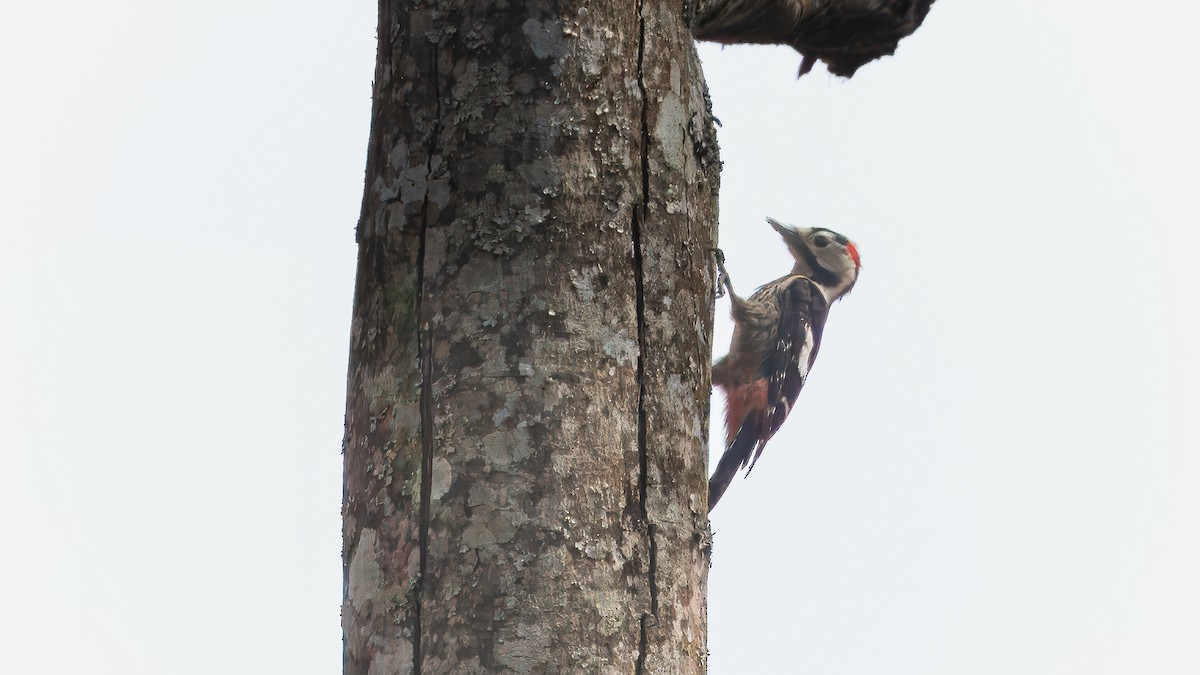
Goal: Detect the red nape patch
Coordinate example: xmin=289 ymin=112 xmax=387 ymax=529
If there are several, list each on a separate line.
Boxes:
xmin=846 ymin=241 xmax=861 ymax=270
xmin=723 ymin=381 xmax=768 ymax=446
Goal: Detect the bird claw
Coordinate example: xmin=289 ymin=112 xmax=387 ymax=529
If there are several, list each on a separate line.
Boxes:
xmin=711 ymin=247 xmax=732 ymax=298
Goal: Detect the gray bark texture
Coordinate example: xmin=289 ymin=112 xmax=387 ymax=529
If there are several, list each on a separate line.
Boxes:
xmin=341 ymin=0 xmax=720 ymax=671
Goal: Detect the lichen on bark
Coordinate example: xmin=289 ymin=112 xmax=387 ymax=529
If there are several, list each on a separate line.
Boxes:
xmin=343 ymin=0 xmax=719 ymax=672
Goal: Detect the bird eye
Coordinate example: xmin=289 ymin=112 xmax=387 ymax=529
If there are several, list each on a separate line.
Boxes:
xmin=813 ymin=237 xmax=831 ymax=248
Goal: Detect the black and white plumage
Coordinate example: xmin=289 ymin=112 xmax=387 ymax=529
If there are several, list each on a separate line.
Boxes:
xmin=708 ymin=219 xmax=861 ymax=511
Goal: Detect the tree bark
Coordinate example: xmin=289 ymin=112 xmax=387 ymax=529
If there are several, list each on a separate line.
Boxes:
xmin=342 ymin=0 xmax=719 ymax=671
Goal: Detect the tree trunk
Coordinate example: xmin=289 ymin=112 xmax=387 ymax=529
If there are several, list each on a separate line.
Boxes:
xmin=341 ymin=0 xmax=720 ymax=670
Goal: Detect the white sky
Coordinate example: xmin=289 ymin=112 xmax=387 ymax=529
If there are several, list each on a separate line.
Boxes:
xmin=2 ymin=2 xmax=1198 ymax=673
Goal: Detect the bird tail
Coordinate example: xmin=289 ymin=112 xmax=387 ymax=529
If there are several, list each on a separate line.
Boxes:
xmin=707 ymin=417 xmax=763 ymax=512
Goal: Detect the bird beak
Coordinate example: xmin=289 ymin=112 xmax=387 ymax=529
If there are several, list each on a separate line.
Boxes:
xmin=767 ymin=217 xmax=805 ymax=249
xmin=766 ymin=217 xmax=793 ymax=237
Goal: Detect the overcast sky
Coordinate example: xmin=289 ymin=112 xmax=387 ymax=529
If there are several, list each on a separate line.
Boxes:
xmin=3 ymin=2 xmax=1198 ymax=673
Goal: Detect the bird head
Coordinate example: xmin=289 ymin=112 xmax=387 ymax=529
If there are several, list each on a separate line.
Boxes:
xmin=767 ymin=217 xmax=860 ymax=302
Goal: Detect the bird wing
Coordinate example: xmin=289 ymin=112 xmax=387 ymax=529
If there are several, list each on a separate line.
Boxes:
xmin=708 ymin=275 xmax=830 ymax=511
xmin=749 ymin=275 xmax=829 ymax=472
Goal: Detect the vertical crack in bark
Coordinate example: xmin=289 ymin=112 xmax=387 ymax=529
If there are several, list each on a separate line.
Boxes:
xmin=632 ymin=1 xmax=659 ymax=672
xmin=414 ymin=231 xmax=431 ymax=674
xmin=637 ymin=614 xmax=651 ymax=675
xmin=416 ymin=316 xmax=433 ymax=675
xmin=414 ymin=10 xmax=445 ymax=673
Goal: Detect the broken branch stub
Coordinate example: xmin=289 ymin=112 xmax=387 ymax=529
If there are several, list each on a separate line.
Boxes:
xmin=692 ymin=0 xmax=936 ymax=77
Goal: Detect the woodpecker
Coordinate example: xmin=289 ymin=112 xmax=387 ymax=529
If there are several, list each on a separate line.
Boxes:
xmin=708 ymin=218 xmax=861 ymax=511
